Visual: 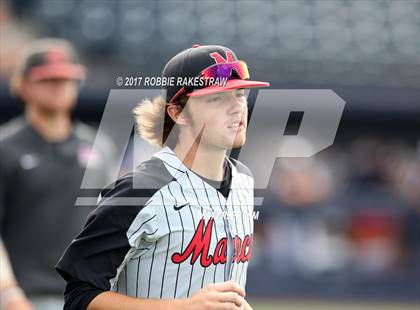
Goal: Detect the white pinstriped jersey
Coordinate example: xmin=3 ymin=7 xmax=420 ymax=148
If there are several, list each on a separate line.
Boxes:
xmin=56 ymin=146 xmax=254 ymax=300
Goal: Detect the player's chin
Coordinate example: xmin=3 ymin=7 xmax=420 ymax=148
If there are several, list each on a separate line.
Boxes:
xmin=233 ymin=136 xmax=246 ymax=148
xmin=219 ymin=128 xmax=247 ymax=149
xmin=224 ymin=134 xmax=246 ymax=149
xmin=41 ymin=101 xmax=75 ymax=112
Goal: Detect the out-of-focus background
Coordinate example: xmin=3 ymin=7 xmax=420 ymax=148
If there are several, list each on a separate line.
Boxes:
xmin=1 ymin=0 xmax=419 ymax=309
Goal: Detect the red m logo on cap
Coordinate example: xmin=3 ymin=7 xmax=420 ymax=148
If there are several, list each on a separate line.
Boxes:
xmin=209 ymin=51 xmax=235 ymax=64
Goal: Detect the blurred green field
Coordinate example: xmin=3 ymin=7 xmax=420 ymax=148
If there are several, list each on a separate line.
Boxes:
xmin=249 ymin=300 xmax=419 ymax=310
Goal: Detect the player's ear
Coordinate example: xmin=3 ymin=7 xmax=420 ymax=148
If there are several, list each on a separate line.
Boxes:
xmin=16 ymin=78 xmax=32 ymax=102
xmin=167 ymin=103 xmax=189 ymax=126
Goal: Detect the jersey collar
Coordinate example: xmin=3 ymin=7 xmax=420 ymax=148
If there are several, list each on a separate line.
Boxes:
xmin=152 ymin=146 xmax=238 ymax=181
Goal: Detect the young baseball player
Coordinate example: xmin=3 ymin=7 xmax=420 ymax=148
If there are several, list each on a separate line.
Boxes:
xmin=56 ymin=44 xmax=269 ymax=310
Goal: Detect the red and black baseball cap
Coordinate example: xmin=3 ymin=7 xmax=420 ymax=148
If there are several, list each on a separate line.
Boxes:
xmin=162 ymin=44 xmax=270 ymax=103
xmin=20 ymin=39 xmax=86 ymax=81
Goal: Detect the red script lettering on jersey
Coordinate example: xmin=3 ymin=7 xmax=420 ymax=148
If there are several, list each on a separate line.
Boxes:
xmin=171 ymin=218 xmax=253 ymax=267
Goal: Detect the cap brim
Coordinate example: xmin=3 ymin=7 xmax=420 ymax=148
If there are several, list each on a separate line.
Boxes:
xmin=29 ymin=64 xmax=86 ymax=81
xmin=188 ymin=79 xmax=270 ymax=97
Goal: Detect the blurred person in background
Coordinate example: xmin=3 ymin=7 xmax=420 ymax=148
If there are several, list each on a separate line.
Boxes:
xmin=381 ymin=141 xmax=420 ymax=270
xmin=0 ymin=38 xmax=115 ymax=310
xmin=343 ymin=139 xmax=414 ymax=274
xmin=263 ymin=153 xmax=350 ymax=277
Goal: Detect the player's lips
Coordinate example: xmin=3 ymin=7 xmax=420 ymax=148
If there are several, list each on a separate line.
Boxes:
xmin=227 ymin=120 xmax=245 ymax=131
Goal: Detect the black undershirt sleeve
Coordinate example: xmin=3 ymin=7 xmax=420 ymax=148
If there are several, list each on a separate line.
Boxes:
xmin=55 ymin=176 xmax=149 ymax=309
xmin=56 ymin=159 xmax=172 ymax=310
xmin=63 ymin=278 xmax=104 ymax=310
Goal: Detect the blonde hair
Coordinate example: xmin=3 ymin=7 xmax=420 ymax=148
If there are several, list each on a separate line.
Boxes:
xmin=9 ymin=38 xmax=78 ymax=96
xmin=133 ymin=95 xmax=188 ymax=148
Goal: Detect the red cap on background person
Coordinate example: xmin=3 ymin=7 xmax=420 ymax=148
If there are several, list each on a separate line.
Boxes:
xmin=9 ymin=38 xmax=86 ymax=95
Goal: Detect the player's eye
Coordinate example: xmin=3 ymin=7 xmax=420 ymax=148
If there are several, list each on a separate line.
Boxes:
xmin=207 ymin=95 xmax=223 ymax=103
xmin=236 ymin=90 xmax=248 ymax=102
xmin=236 ymin=89 xmax=247 ymax=97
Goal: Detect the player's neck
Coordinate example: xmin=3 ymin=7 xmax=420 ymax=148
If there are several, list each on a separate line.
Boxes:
xmin=25 ymin=105 xmax=72 ymax=143
xmin=173 ymin=141 xmax=226 ymax=181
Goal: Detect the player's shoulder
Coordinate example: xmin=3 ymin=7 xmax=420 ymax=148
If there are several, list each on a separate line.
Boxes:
xmin=0 ymin=116 xmax=26 ymax=143
xmin=73 ymin=121 xmax=116 ymax=160
xmin=92 ymin=156 xmax=173 ymax=222
xmin=228 ymin=157 xmax=253 ymax=178
xmin=98 ymin=156 xmax=173 ymax=203
xmin=74 ymin=122 xmax=113 ymax=146
xmin=73 ymin=122 xmax=96 ymax=141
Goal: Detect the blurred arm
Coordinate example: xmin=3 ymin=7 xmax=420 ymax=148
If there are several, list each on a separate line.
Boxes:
xmin=0 ymin=237 xmax=33 ymax=310
xmin=0 ymin=149 xmax=33 ymax=310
